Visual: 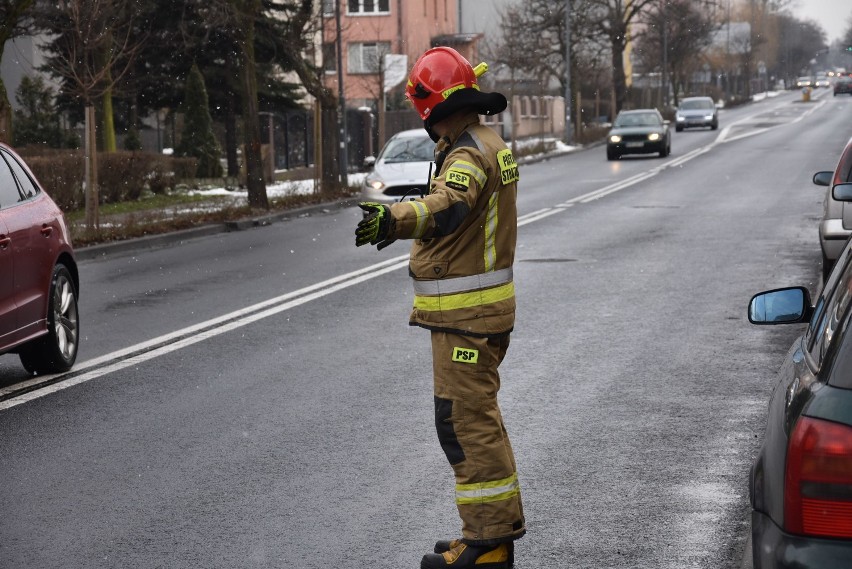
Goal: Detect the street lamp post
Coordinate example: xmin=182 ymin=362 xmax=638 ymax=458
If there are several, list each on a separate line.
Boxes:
xmin=336 ymin=0 xmax=349 ymax=187
xmin=564 ymin=0 xmax=572 ymax=144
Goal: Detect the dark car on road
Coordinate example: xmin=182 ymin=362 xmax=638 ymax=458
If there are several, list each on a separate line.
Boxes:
xmin=674 ymin=96 xmax=719 ymax=131
xmin=0 ymin=143 xmax=80 ymax=374
xmin=606 ymin=109 xmax=671 ymax=160
xmin=748 ymin=214 xmax=852 ymax=567
xmin=834 ymin=77 xmax=852 ymax=96
xmin=812 ymin=136 xmax=852 ymax=281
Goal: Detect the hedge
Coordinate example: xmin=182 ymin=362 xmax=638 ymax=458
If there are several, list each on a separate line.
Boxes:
xmin=18 ymin=148 xmax=198 ymax=212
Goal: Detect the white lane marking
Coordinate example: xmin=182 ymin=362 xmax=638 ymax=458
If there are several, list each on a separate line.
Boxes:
xmin=0 ymin=257 xmax=408 ymax=410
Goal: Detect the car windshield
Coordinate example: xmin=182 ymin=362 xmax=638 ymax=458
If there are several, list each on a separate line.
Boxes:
xmin=379 ymin=135 xmax=433 ymax=163
xmin=680 ymin=100 xmax=713 ymax=110
xmin=614 ymin=113 xmax=660 ymax=127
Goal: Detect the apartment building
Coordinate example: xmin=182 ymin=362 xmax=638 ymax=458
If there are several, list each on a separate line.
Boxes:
xmin=321 ymin=0 xmax=480 ymax=109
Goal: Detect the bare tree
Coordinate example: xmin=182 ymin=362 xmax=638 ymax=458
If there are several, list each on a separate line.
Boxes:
xmin=0 ymin=0 xmax=36 ymax=143
xmin=586 ymin=0 xmax=658 ymax=113
xmin=491 ymin=0 xmax=609 ymax=138
xmin=41 ymin=0 xmax=143 ymax=230
xmin=269 ymin=0 xmax=343 ymax=193
xmin=202 ymin=0 xmax=269 ymax=209
xmin=634 ymin=0 xmax=717 ymax=105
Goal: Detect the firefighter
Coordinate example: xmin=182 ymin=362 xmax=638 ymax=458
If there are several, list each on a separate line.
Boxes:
xmin=355 ymin=46 xmax=524 ymax=569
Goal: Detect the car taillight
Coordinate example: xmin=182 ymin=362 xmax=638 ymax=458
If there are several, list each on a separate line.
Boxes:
xmin=785 ymin=416 xmax=852 ymax=538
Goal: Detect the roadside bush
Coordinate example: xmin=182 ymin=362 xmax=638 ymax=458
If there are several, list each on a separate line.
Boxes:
xmin=15 ymin=148 xmax=201 ymax=209
xmin=99 ymin=151 xmax=156 ymax=203
xmin=147 ymin=156 xmax=196 ymax=194
xmin=24 ymin=150 xmax=85 ymax=210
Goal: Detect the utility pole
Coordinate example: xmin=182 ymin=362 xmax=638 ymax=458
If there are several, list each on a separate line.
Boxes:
xmin=662 ymin=0 xmax=668 ymax=108
xmin=564 ymin=0 xmax=572 ymax=144
xmin=335 ymin=0 xmax=349 ymax=187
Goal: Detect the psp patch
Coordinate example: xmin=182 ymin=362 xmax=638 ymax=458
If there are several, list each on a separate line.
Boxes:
xmin=497 ymin=149 xmax=519 ymax=185
xmin=445 ymin=169 xmax=471 ymax=192
xmin=452 ymin=347 xmax=479 ymax=364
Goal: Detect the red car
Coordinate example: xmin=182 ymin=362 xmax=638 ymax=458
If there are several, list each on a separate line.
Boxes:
xmin=0 ymin=143 xmax=79 ymax=374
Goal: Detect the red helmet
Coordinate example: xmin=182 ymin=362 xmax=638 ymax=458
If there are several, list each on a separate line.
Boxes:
xmin=405 ymin=47 xmax=480 ymax=121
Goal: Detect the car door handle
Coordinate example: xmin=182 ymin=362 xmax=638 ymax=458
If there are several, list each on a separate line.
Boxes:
xmin=40 ymin=225 xmax=53 ymax=237
xmin=0 ymin=236 xmax=10 ymax=249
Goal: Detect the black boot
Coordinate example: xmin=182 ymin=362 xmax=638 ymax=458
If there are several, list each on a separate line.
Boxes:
xmin=421 ymin=542 xmax=511 ymax=569
xmin=433 ymin=540 xmax=514 ymax=567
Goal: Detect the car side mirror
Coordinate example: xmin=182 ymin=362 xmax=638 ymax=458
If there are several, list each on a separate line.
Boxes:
xmin=663 ymin=120 xmax=670 ymax=127
xmin=833 ymin=183 xmax=852 ymax=201
xmin=748 ymin=287 xmax=811 ymax=325
xmin=363 ymin=156 xmax=376 ymax=170
xmin=813 ymin=171 xmax=833 ymax=186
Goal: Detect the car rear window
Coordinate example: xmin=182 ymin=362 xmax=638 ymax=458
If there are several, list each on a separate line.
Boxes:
xmin=808 ymin=242 xmax=852 ymax=377
xmin=0 ymin=149 xmax=38 ymax=201
xmin=826 ymin=312 xmax=852 ymax=388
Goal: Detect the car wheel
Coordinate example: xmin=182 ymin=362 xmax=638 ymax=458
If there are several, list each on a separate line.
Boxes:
xmin=19 ymin=264 xmax=79 ymax=375
xmin=606 ymin=148 xmax=619 ymax=161
xmin=675 ymin=125 xmax=683 ymax=132
xmin=711 ymin=121 xmax=718 ymax=130
xmin=659 ymin=144 xmax=670 ymax=158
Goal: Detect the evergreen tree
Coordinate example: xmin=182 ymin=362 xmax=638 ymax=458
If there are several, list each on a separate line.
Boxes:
xmin=176 ymin=64 xmax=223 ymax=178
xmin=12 ymin=75 xmax=63 ymax=148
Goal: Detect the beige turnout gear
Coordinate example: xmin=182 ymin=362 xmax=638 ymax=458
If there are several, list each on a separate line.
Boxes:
xmin=387 ymin=111 xmax=525 ymax=545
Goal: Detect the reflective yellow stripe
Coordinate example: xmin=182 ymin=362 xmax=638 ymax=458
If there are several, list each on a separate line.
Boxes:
xmin=448 ymin=161 xmax=487 ymax=188
xmin=407 ymin=200 xmax=429 ymax=239
xmin=456 ymin=473 xmax=520 ymax=505
xmin=413 ymin=282 xmax=514 ymax=312
xmin=484 ymin=192 xmax=498 ymax=271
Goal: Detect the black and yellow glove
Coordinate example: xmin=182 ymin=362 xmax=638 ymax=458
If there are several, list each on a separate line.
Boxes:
xmin=355 ymin=202 xmax=394 ymax=247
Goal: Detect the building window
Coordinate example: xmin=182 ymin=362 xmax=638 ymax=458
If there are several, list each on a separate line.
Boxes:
xmin=322 ymin=43 xmax=337 ymax=73
xmin=322 ymin=0 xmax=334 ymax=15
xmin=347 ymin=0 xmax=390 ymax=14
xmin=348 ymin=42 xmax=390 ymax=74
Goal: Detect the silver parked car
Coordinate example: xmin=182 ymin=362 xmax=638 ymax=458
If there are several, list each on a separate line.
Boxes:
xmin=361 ymin=129 xmax=433 ymax=203
xmin=813 ymin=136 xmax=852 ymax=281
xmin=674 ymin=96 xmax=718 ymax=131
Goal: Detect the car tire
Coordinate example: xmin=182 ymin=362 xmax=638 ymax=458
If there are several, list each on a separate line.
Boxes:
xmin=19 ymin=263 xmax=79 ymax=375
xmin=606 ymin=148 xmax=619 ymax=161
xmin=675 ymin=126 xmax=683 ymax=132
xmin=711 ymin=121 xmax=718 ymax=130
xmin=659 ymin=144 xmax=670 ymax=158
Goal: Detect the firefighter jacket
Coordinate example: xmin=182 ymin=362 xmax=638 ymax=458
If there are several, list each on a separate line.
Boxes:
xmin=387 ymin=111 xmax=519 ymax=338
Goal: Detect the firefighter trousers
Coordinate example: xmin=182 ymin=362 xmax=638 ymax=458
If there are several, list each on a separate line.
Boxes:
xmin=430 ymin=331 xmax=526 ymax=545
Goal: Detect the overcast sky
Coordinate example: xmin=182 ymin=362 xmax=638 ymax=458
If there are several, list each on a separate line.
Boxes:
xmin=791 ymin=0 xmax=851 ymax=44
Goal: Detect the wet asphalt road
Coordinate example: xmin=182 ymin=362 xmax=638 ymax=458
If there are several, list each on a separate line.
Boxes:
xmin=2 ymin=89 xmax=849 ymax=568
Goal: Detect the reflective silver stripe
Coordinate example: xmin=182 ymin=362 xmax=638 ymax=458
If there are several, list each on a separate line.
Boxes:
xmin=484 ymin=192 xmax=498 ymax=271
xmin=447 ymin=160 xmax=487 ymax=187
xmin=411 ymin=267 xmax=513 ymax=295
xmin=407 ymin=200 xmax=429 ymax=239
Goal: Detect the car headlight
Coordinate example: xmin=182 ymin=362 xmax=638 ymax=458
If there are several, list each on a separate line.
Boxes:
xmin=365 ymin=174 xmax=385 ymax=191
xmin=676 ymin=115 xmax=684 ymax=121
xmin=609 ymin=135 xmax=622 ymax=143
xmin=648 ymin=133 xmax=661 ymax=141
xmin=705 ymin=115 xmax=714 ymax=120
